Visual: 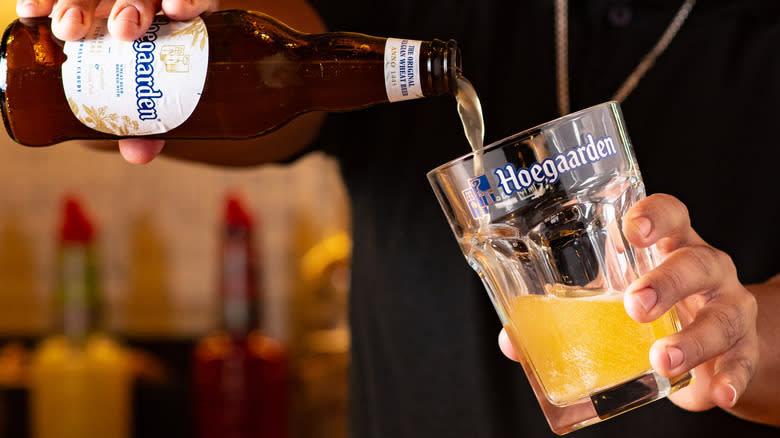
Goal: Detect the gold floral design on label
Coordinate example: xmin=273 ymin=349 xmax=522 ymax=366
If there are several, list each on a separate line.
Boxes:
xmin=171 ymin=20 xmax=208 ymax=51
xmin=68 ymin=98 xmax=141 ymax=136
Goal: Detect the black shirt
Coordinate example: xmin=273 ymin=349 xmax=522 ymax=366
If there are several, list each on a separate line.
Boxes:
xmin=309 ymin=0 xmax=780 ymax=436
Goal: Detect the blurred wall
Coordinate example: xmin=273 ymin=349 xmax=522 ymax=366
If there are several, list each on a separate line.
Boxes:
xmin=0 ymin=138 xmax=350 ymax=340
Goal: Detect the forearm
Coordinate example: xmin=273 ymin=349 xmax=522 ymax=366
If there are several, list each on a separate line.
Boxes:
xmin=729 ymin=273 xmax=780 ymax=426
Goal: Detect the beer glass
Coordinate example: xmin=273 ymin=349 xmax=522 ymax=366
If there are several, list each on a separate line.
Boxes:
xmin=427 ymin=102 xmax=692 ymax=435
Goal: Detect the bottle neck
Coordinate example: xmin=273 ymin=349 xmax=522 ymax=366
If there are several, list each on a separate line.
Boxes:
xmin=219 ymin=228 xmax=260 ymax=337
xmin=419 ymin=39 xmax=461 ymax=97
xmin=243 ymin=11 xmax=462 ymax=98
xmin=382 ymin=38 xmax=461 ymax=103
xmin=54 ymin=244 xmax=100 ymax=343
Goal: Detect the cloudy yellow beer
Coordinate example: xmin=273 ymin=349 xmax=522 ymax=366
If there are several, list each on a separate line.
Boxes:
xmin=504 ymin=291 xmax=679 ymax=406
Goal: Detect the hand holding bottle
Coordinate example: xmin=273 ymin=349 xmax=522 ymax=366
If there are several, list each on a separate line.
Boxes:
xmin=16 ymin=0 xmax=219 ymax=41
xmin=12 ymin=0 xmax=328 ymax=165
xmin=16 ymin=0 xmax=218 ymax=163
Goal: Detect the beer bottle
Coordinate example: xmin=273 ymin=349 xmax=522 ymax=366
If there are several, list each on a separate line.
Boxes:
xmin=0 ymin=10 xmax=461 ymax=146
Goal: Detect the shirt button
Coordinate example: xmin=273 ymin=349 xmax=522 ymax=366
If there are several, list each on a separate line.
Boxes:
xmin=608 ymin=5 xmax=633 ymax=27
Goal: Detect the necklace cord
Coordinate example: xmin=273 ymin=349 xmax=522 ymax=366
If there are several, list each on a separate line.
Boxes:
xmin=555 ymin=0 xmax=697 ymax=116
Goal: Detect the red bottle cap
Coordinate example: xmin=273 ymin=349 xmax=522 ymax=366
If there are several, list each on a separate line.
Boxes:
xmin=224 ymin=195 xmax=254 ymax=230
xmin=59 ymin=196 xmax=95 ymax=243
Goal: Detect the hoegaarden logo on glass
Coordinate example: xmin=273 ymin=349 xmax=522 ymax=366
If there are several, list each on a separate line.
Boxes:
xmin=463 ymin=134 xmax=618 ymax=219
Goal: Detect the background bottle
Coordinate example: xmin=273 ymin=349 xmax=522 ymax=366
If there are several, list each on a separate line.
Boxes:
xmin=28 ymin=197 xmax=131 ymax=438
xmin=0 ymin=10 xmax=461 ymax=146
xmin=290 ymin=231 xmax=351 ymax=438
xmin=193 ymin=195 xmax=288 ymax=438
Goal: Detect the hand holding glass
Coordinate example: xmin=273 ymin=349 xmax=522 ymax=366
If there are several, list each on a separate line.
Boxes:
xmin=427 ymin=102 xmax=692 ymax=435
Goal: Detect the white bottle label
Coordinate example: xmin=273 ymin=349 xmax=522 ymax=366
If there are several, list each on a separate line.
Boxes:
xmin=384 ymin=38 xmax=423 ymax=102
xmin=62 ymin=15 xmax=209 ymax=136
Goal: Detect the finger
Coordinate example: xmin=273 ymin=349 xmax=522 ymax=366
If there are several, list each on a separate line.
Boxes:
xmin=118 ymin=138 xmax=165 ymax=164
xmin=623 ymin=193 xmax=704 ymax=253
xmin=107 ymin=0 xmax=163 ymax=41
xmin=710 ymin=332 xmax=758 ymax=410
xmin=160 ymin=0 xmax=218 ymax=20
xmin=649 ymin=298 xmax=754 ymax=379
xmin=51 ymin=0 xmax=99 ymax=41
xmin=16 ymin=0 xmax=56 ymax=17
xmin=667 ymin=361 xmax=717 ymax=412
xmin=625 ymin=244 xmax=734 ymax=322
xmin=666 ymin=330 xmax=757 ymax=412
xmin=498 ymin=329 xmax=519 ymax=362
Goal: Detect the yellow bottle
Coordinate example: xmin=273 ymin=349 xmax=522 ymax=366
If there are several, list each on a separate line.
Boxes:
xmin=292 ymin=232 xmax=352 ymax=438
xmin=28 ymin=197 xmax=131 ymax=438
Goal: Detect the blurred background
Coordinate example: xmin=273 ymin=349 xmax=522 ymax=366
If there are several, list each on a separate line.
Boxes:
xmin=0 ymin=4 xmax=352 ymax=438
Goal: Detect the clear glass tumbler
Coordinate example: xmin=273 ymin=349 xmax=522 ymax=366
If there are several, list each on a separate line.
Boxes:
xmin=427 ymin=101 xmax=692 ymax=435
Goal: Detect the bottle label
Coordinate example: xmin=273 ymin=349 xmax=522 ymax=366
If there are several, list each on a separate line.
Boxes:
xmin=384 ymin=38 xmax=423 ymax=102
xmin=61 ymin=15 xmax=209 ymax=136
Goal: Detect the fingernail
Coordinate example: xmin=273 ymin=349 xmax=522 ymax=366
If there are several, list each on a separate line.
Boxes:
xmin=632 ymin=216 xmax=652 ymax=238
xmin=727 ymin=383 xmax=738 ymax=407
xmin=715 ymin=382 xmax=738 ymax=408
xmin=666 ymin=346 xmax=684 ymax=369
xmin=632 ymin=287 xmax=657 ymax=312
xmin=59 ymin=7 xmax=85 ymax=25
xmin=114 ymin=6 xmax=141 ymax=25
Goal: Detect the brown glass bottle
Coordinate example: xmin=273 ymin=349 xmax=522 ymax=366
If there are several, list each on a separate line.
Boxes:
xmin=0 ymin=10 xmax=461 ymax=146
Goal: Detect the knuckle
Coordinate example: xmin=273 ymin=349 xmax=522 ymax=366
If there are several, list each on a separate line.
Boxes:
xmin=653 ymin=262 xmax=686 ymax=295
xmin=685 ymin=245 xmax=724 ymax=281
xmin=714 ymin=247 xmax=737 ymax=277
xmin=734 ymin=354 xmax=758 ymax=380
xmin=710 ymin=305 xmax=743 ymax=346
xmin=743 ymin=291 xmax=758 ymax=321
xmin=690 ymin=245 xmax=717 ymax=272
xmin=688 ymin=335 xmax=707 ymax=364
xmin=731 ymin=283 xmax=759 ymax=324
